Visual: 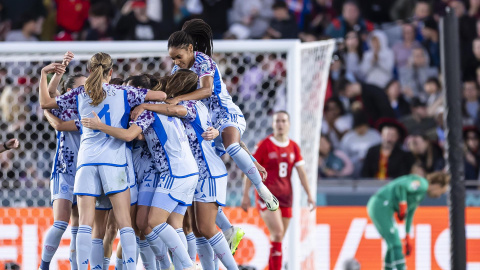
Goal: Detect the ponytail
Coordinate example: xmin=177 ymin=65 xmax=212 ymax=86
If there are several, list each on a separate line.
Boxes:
xmin=85 ymin=52 xmax=112 ymax=106
xmin=168 ymin=19 xmax=213 ymax=56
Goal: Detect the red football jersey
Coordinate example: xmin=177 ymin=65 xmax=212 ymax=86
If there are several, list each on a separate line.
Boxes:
xmin=253 ymin=135 xmax=304 ymax=207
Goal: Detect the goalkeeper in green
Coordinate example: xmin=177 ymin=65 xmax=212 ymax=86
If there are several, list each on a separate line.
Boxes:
xmin=367 ymin=172 xmax=450 ymax=270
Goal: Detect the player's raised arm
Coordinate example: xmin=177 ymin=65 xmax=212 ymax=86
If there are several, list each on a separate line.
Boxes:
xmin=40 ymin=63 xmax=65 ymax=109
xmin=167 ymin=76 xmax=213 ymax=105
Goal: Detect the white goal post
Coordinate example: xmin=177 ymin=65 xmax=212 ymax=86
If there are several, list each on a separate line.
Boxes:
xmin=0 ymin=39 xmax=335 ymax=270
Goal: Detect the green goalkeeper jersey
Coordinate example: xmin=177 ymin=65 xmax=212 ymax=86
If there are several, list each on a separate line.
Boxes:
xmin=373 ymin=174 xmax=429 ymax=233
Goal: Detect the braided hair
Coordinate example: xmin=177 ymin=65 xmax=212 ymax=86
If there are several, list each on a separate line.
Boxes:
xmin=168 ymin=19 xmax=214 ymax=57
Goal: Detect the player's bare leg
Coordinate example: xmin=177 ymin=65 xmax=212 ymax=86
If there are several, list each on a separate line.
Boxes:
xmin=260 ymin=209 xmax=285 ymax=270
xmin=222 ymin=126 xmax=279 ymax=211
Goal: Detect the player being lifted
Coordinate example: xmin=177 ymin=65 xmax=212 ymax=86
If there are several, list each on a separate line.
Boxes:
xmin=367 ymin=171 xmax=450 ymax=270
xmin=241 ymin=111 xmax=315 ymax=270
xmin=39 ymin=52 xmax=166 ymax=270
xmin=163 ymin=19 xmax=279 ymax=212
xmin=130 ymin=69 xmax=240 ymax=269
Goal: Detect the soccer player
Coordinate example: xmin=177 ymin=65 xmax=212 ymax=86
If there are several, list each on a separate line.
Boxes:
xmin=39 ymin=52 xmax=166 ymax=270
xmin=165 ymin=18 xmax=279 ymax=212
xmin=132 ymin=69 xmax=240 ymax=270
xmin=81 ymin=69 xmax=201 ymax=270
xmin=367 ymin=172 xmax=450 ymax=270
xmin=241 ymin=111 xmax=315 ymax=270
xmin=39 ymin=54 xmax=86 ymax=270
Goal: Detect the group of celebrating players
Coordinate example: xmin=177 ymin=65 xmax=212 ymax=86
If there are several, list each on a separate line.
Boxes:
xmin=31 ymin=16 xmax=453 ymax=270
xmin=36 ymin=18 xmax=309 ymax=270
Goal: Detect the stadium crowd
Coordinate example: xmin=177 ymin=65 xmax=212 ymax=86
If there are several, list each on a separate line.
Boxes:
xmin=1 ymin=0 xmax=480 ymax=186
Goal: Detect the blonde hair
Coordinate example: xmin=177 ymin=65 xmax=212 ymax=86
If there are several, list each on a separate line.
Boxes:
xmin=426 ymin=172 xmax=451 ymax=187
xmin=85 ymin=52 xmax=112 ymax=106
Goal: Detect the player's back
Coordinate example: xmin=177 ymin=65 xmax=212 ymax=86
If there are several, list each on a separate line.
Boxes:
xmin=146 ymin=103 xmax=199 ymax=178
xmin=76 ymin=84 xmax=131 ymax=168
xmin=374 ymin=174 xmax=428 ymax=209
xmin=181 ymin=100 xmax=227 ymax=178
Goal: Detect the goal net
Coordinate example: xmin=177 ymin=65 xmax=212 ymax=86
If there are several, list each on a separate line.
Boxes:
xmin=0 ymin=40 xmax=334 ymax=270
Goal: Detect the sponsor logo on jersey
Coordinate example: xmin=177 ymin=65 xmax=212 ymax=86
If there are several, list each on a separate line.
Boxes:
xmin=281 ymin=153 xmax=287 ymax=158
xmin=290 ymin=153 xmax=295 ymax=162
xmin=201 ymin=194 xmax=206 ymax=198
xmin=268 ymin=152 xmax=278 ymax=159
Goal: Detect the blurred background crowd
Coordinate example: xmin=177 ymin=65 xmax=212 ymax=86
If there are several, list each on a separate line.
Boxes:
xmin=1 ymin=0 xmax=480 ymax=192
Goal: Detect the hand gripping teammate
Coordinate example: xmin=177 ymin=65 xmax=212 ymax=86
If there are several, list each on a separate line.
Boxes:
xmin=39 ymin=54 xmax=87 ymax=270
xmin=132 ymin=69 xmax=240 ymax=269
xmin=241 ymin=111 xmax=315 ymax=270
xmin=39 ymin=52 xmax=167 ymax=270
xmin=81 ymin=70 xmax=201 ymax=270
xmin=367 ymin=172 xmax=450 ymax=270
xmin=147 ymin=19 xmax=278 ymax=212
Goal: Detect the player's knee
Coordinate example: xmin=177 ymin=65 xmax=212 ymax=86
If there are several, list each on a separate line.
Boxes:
xmin=196 ymin=222 xmax=217 ymax=239
xmin=271 ymin=229 xmax=284 ymax=242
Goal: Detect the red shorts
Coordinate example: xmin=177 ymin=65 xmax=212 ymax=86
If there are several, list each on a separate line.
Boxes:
xmin=256 ymin=196 xmax=292 ymax=218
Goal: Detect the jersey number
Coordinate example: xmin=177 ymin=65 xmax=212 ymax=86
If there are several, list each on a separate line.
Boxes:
xmin=93 ymin=104 xmax=111 ymax=137
xmin=279 ymin=162 xmax=288 ymax=177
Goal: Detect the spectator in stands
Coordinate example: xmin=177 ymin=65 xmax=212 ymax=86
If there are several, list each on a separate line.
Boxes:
xmin=421 ymin=18 xmax=440 ymax=68
xmin=398 ymin=47 xmax=438 ymax=99
xmin=435 ymin=108 xmax=446 ymax=149
xmin=361 ymin=118 xmax=414 ymax=179
xmin=450 ymin=0 xmax=478 ymax=73
xmin=341 ymin=78 xmax=395 ymax=124
xmin=407 ymin=133 xmax=445 ymax=173
xmin=227 ymin=0 xmax=272 ymax=39
xmin=84 ymin=2 xmax=114 ymax=41
xmin=318 ymin=135 xmax=353 ymax=178
xmin=340 ymin=111 xmax=382 ymax=178
xmin=401 ymin=97 xmax=437 ymax=140
xmin=392 ymin=24 xmax=421 ymax=69
xmin=391 ymin=0 xmax=427 ymax=21
xmin=300 ymin=0 xmax=336 ymax=39
xmin=321 ymin=97 xmax=352 ymax=149
xmin=341 ymin=30 xmax=363 ymax=80
xmin=463 ymin=126 xmax=480 ymax=180
xmin=5 ymin=12 xmax=43 ymax=42
xmin=464 ymin=38 xmax=480 ymax=81
xmin=359 ymin=30 xmax=394 ymax=88
xmin=424 ymin=77 xmax=443 ymax=117
xmin=200 ymin=0 xmax=232 ymax=39
xmin=385 ymin=80 xmax=411 ymax=119
xmin=462 ymin=80 xmax=480 ymax=125
xmin=324 ymin=1 xmax=374 ymax=39
xmin=115 ymin=0 xmax=161 ymax=40
xmin=54 ymin=0 xmax=90 ymax=40
xmin=2 ymin=0 xmax=46 ymax=22
xmin=265 ymin=1 xmax=298 ymax=39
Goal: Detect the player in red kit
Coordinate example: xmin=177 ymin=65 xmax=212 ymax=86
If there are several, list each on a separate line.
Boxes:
xmin=241 ymin=111 xmax=315 ymax=270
